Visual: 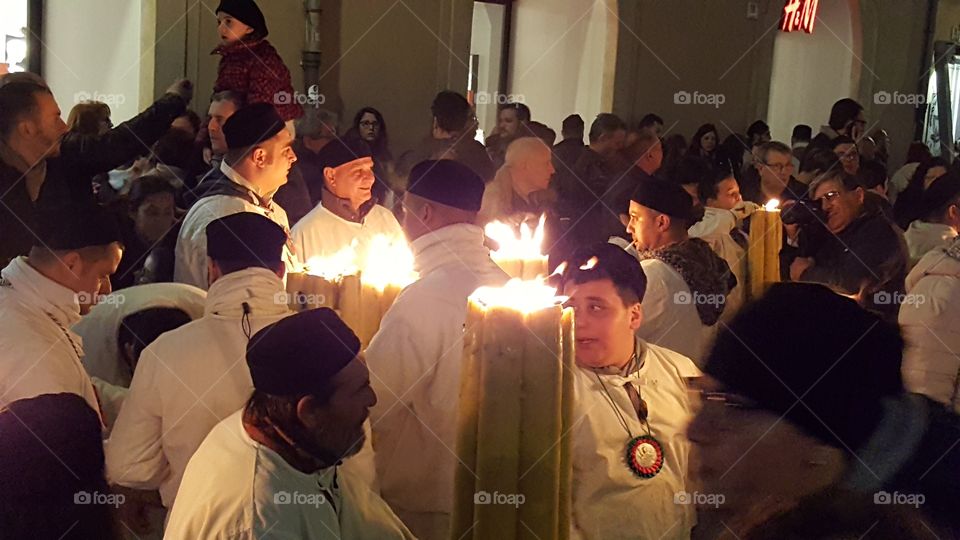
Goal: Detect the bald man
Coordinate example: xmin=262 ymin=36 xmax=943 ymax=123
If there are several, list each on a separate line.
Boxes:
xmin=478 ymin=136 xmax=556 ymax=225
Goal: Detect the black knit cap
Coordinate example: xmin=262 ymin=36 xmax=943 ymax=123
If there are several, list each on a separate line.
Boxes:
xmin=216 ymin=0 xmax=268 ymax=38
xmin=407 ymin=159 xmax=485 ymax=212
xmin=704 ymin=282 xmax=905 ymax=451
xmin=205 ymin=212 xmax=286 ymax=265
xmin=32 ymin=203 xmax=121 ymax=250
xmin=630 ymin=178 xmax=694 ymax=221
xmin=317 ymin=136 xmax=372 ymax=171
xmin=247 ymin=308 xmax=360 ymax=396
xmin=222 ymin=103 xmax=285 ymax=150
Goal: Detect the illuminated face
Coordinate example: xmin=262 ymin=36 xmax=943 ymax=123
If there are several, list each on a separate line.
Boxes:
xmin=701 ymin=131 xmax=717 ymax=153
xmin=833 ymin=143 xmax=859 ymax=175
xmin=358 ymin=112 xmax=380 ymax=143
xmin=260 ymin=128 xmax=297 ymax=191
xmin=707 ymin=177 xmax=742 ymax=211
xmin=626 ymin=201 xmax=666 ymax=251
xmin=327 ymin=156 xmax=375 ymax=209
xmin=756 ymin=150 xmax=793 ymax=196
xmin=207 ymin=99 xmax=239 ymax=155
xmin=814 ymin=178 xmax=863 ymax=234
xmin=522 ymin=144 xmax=555 ymax=192
xmin=562 ymin=278 xmax=641 ymax=369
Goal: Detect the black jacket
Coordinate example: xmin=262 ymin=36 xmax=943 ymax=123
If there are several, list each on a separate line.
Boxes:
xmin=800 ymin=206 xmax=908 ymax=320
xmin=0 ymin=93 xmax=186 ymax=266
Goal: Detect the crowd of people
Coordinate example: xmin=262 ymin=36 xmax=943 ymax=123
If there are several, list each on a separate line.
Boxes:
xmin=1 ymin=1 xmax=960 ymax=539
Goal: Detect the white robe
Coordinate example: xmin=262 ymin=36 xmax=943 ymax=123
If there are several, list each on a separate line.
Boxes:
xmin=163 ymin=411 xmax=414 ymax=540
xmin=0 ymin=257 xmax=100 ymax=418
xmin=571 ymin=340 xmax=700 ymax=540
xmin=688 ymin=207 xmax=746 ymax=321
xmin=291 ymin=201 xmax=405 ymax=265
xmin=365 ymin=223 xmax=509 ymax=539
xmin=636 ymin=259 xmax=711 ymax=371
xmin=105 ymin=268 xmax=295 ymax=507
xmin=174 ymin=161 xmax=298 ymax=289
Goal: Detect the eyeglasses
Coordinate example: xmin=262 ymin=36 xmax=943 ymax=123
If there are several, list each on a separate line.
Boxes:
xmin=764 ymin=162 xmax=793 ymax=172
xmin=815 ymin=190 xmax=843 ymax=204
xmin=359 ymin=120 xmax=380 ymax=129
xmin=836 ymin=151 xmax=859 ymax=162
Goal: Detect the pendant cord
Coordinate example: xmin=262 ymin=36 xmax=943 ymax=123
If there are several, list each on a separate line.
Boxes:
xmin=594 ymin=372 xmax=634 ymax=439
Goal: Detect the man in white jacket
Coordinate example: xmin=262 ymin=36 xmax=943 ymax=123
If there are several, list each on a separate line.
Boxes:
xmin=164 ymin=308 xmax=413 ymax=539
xmin=900 ymin=236 xmax=960 ymax=413
xmin=107 ymin=213 xmax=294 ymax=509
xmin=366 ymin=160 xmax=509 ymax=540
xmin=627 ymin=179 xmax=734 ymax=367
xmin=174 ymin=103 xmax=299 ymax=289
xmin=561 ymin=243 xmax=698 ymax=540
xmin=0 ymin=203 xmax=122 ymax=418
xmin=291 ymin=137 xmax=404 ymax=268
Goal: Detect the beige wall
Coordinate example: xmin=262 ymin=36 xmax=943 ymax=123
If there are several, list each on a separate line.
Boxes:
xmin=147 ymin=0 xmax=473 ymax=155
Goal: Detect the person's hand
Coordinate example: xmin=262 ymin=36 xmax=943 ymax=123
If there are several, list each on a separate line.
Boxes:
xmin=730 ymin=201 xmax=761 ymax=221
xmin=0 ymin=63 xmax=9 ymax=77
xmin=790 ymin=256 xmax=814 ymax=281
xmin=165 ymin=78 xmax=193 ymax=104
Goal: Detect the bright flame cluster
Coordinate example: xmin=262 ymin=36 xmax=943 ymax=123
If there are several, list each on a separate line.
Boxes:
xmin=304 ymin=235 xmax=417 ymax=291
xmin=470 ymin=278 xmax=566 ymax=314
xmin=764 ymin=199 xmax=781 ymax=211
xmin=484 ymin=215 xmax=547 ymax=261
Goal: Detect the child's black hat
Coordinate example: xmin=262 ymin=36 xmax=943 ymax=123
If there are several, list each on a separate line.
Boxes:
xmin=216 ymin=0 xmax=268 ymax=38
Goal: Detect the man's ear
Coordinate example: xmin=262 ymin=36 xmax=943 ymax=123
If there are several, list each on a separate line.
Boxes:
xmin=658 ymin=213 xmax=672 ymax=232
xmin=323 ymin=167 xmax=337 ymax=190
xmin=296 ymin=395 xmax=321 ymax=425
xmin=252 ymin=146 xmax=268 ymax=167
xmin=60 ymin=250 xmax=83 ymax=273
xmin=628 ymin=302 xmax=643 ymax=332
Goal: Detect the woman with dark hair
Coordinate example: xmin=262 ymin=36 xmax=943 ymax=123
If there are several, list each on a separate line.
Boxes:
xmin=349 ymin=106 xmax=396 ymax=206
xmin=67 ymin=101 xmax=113 ymax=135
xmin=112 ymin=175 xmax=180 ymax=290
xmin=888 ymin=142 xmax=933 ymax=205
xmin=894 ymin=157 xmax=949 ymax=229
xmin=689 ymin=123 xmax=719 ymax=161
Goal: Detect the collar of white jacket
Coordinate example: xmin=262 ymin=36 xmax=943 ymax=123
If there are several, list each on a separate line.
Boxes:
xmin=1 ymin=256 xmax=82 ymax=328
xmin=410 ymin=223 xmax=492 ymax=276
xmin=206 ymin=266 xmax=291 ymax=318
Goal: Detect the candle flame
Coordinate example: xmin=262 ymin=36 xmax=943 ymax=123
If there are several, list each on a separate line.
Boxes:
xmin=305 ymin=242 xmax=360 ymax=280
xmin=485 ymin=214 xmax=547 ymax=261
xmin=361 ymin=235 xmax=418 ymax=292
xmin=579 ymin=257 xmax=598 ymax=271
xmin=470 ymin=277 xmax=567 ymax=314
xmin=552 ymin=262 xmax=568 ymax=276
xmin=765 ymin=199 xmax=781 ymax=211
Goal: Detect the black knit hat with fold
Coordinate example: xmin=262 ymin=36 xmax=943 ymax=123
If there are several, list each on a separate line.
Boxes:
xmin=32 ymin=203 xmax=121 ymax=250
xmin=407 ymin=159 xmax=485 ymax=212
xmin=223 ymin=103 xmax=285 ymax=149
xmin=704 ymin=282 xmax=905 ymax=451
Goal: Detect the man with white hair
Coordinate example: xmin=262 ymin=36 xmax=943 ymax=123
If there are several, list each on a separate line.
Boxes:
xmin=478 ymin=136 xmax=555 ymax=225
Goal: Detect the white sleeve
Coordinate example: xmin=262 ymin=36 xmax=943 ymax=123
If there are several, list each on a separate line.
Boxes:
xmin=636 ymin=261 xmax=673 ymax=344
xmin=105 ymin=344 xmax=168 ymax=490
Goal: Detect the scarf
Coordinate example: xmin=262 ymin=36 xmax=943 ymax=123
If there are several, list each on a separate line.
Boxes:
xmin=637 ymin=237 xmax=737 ymax=326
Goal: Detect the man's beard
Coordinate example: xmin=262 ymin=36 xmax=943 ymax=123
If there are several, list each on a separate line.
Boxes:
xmin=287 ymin=421 xmax=365 ymax=466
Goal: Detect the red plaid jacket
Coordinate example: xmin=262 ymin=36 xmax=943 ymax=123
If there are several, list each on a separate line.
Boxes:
xmin=212 ymin=39 xmax=303 ymax=122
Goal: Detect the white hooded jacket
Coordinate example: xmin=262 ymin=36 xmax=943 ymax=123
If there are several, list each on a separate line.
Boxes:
xmin=105 ymin=268 xmax=294 ymax=507
xmin=365 ymin=224 xmax=509 ymax=528
xmin=899 ymin=239 xmax=960 ymax=413
xmin=903 ymin=220 xmax=957 ymax=268
xmin=0 ymin=257 xmax=100 ymax=417
xmin=688 ymin=207 xmax=746 ymax=320
xmin=174 ymin=161 xmax=297 ymax=289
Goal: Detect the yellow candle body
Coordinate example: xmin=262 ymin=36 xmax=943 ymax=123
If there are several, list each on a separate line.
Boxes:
xmin=285 ymin=273 xmax=340 ymax=311
xmin=747 ymin=210 xmax=782 ymax=299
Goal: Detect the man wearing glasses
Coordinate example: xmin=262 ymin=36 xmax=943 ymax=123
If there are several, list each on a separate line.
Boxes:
xmin=831 ymin=135 xmax=860 ymax=176
xmin=789 ymin=168 xmax=908 ymax=321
